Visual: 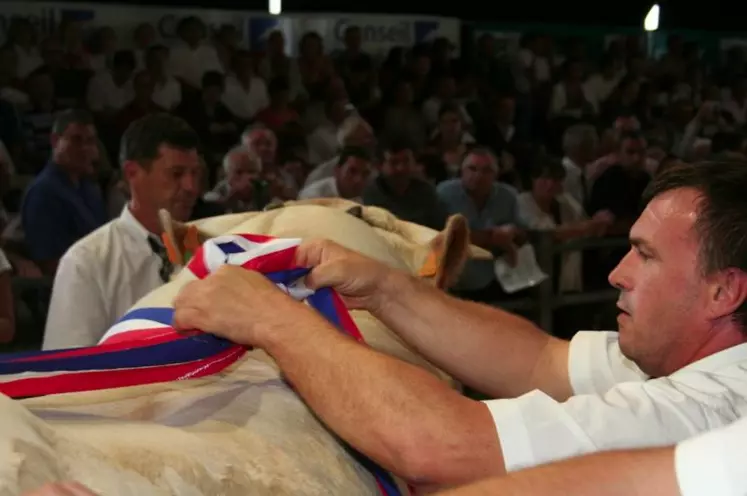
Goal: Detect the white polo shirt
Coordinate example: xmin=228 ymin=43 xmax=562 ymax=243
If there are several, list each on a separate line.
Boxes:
xmin=676 ymin=416 xmax=747 ymax=496
xmin=484 ymin=331 xmax=747 ymax=472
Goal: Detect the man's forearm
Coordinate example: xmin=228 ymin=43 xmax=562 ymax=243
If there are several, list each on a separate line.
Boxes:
xmin=263 ymin=307 xmax=505 ymax=487
xmin=371 ymin=272 xmax=572 ymax=401
xmin=438 ymin=447 xmax=679 ymax=496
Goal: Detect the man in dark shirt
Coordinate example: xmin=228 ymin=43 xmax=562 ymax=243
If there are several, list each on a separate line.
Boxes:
xmin=21 ymin=109 xmax=107 ymax=274
xmin=363 ymin=138 xmax=448 ymax=230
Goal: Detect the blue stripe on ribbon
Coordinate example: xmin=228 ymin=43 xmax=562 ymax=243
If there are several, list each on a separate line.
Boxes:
xmin=307 ymin=288 xmax=343 ymax=330
xmin=216 ymin=241 xmax=245 ymax=254
xmin=115 ymin=307 xmax=175 ymax=326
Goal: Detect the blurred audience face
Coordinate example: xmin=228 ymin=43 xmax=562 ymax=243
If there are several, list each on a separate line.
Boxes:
xmin=413 ymin=55 xmax=430 ymax=78
xmin=344 ymin=27 xmax=362 ymax=53
xmin=619 ymin=136 xmax=647 ymax=171
xmin=112 ymin=59 xmax=135 ymax=85
xmin=335 ymin=156 xmax=371 ymax=198
xmin=380 ymin=148 xmax=414 ymax=192
xmin=217 ymin=25 xmax=239 ymax=49
xmin=227 ymin=152 xmax=261 ymax=201
xmin=532 ymin=170 xmax=564 ymax=202
xmin=233 ymin=52 xmax=253 ymax=81
xmin=281 ymin=158 xmax=308 ymax=188
xmin=133 ymin=71 xmax=155 ymax=102
xmin=146 ymin=47 xmax=168 ymax=77
xmin=134 ymin=23 xmax=157 ymax=49
xmin=203 ymin=82 xmax=224 ymax=106
xmin=461 ymin=151 xmax=497 ymax=196
xmin=268 ymin=31 xmax=285 ymax=57
xmin=346 ymin=121 xmax=375 ymax=149
xmin=244 ymin=129 xmax=277 ymax=166
xmin=438 ymin=109 xmax=462 ymax=142
xmin=180 ymin=19 xmax=203 ymax=47
xmin=52 ymin=122 xmax=99 ymax=176
xmin=494 ymin=96 xmax=516 ymax=125
xmin=327 ymin=98 xmax=348 ymax=125
xmin=127 ymin=145 xmax=202 ymax=222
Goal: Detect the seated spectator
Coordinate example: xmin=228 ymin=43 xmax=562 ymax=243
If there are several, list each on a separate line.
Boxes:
xmin=85 ymin=50 xmax=135 ymax=116
xmin=0 ymin=248 xmax=14 ymax=344
xmin=0 ymin=46 xmax=29 ymax=109
xmin=548 ymin=59 xmax=596 ymax=119
xmin=177 ymin=71 xmax=238 ymax=171
xmin=221 ymin=50 xmax=269 ymax=123
xmin=115 ymin=71 xmax=164 ymax=135
xmin=381 ymin=78 xmax=427 ymax=152
xmin=255 ymin=77 xmax=300 ymax=131
xmin=204 ymin=145 xmax=270 ymax=213
xmin=21 ymin=109 xmax=107 ymax=275
xmin=363 ymin=138 xmax=447 ymax=230
xmin=298 ymin=146 xmax=372 ymax=202
xmin=518 ymin=157 xmax=613 ymax=293
xmin=428 ymin=102 xmax=476 ymax=177
xmin=561 ymin=123 xmax=598 ymax=208
xmin=307 ymin=95 xmax=349 ymax=165
xmin=277 ymin=153 xmax=311 ymax=197
xmin=37 ymin=37 xmax=91 ymax=109
xmin=20 ymin=68 xmax=62 ymax=173
xmin=303 ymin=114 xmax=375 ymax=187
xmin=145 ymin=45 xmax=181 ymax=111
xmin=422 ymin=74 xmax=472 ymax=130
xmin=43 ymin=113 xmax=203 ymax=349
xmin=169 ymin=16 xmax=224 ymax=92
xmin=437 ymin=148 xmax=527 ymax=301
xmin=414 ymin=151 xmax=449 ymax=185
xmin=6 ymin=18 xmax=43 ymax=79
xmin=344 ymin=56 xmax=380 ymax=118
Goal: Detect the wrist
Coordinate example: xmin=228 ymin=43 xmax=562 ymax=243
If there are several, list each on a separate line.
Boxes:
xmin=370 ymin=268 xmax=411 ymax=316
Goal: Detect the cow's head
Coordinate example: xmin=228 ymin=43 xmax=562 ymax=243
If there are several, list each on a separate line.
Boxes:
xmin=159 ymin=198 xmax=491 ymax=290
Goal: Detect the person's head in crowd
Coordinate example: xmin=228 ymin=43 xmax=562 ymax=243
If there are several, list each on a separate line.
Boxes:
xmin=177 ymin=16 xmax=205 ymax=48
xmin=379 ymin=137 xmax=416 ymax=193
xmin=460 ymin=147 xmax=498 ymax=198
xmin=133 ymin=23 xmax=157 ymax=50
xmin=232 ymin=50 xmax=254 ymax=81
xmin=337 ymin=114 xmax=375 ymax=151
xmin=563 ymin=58 xmax=585 ymax=85
xmin=201 ymin=71 xmax=225 ymax=106
xmin=223 ymin=145 xmax=262 ymax=202
xmin=0 ymin=47 xmax=18 ymax=86
xmin=145 ymin=45 xmax=169 ymax=78
xmin=563 ymin=124 xmax=598 ymax=166
xmin=132 ymin=71 xmax=155 ymax=104
xmin=267 ymin=76 xmax=291 ymax=108
xmin=39 ymin=37 xmax=65 ymax=70
xmin=529 ymin=155 xmax=566 ymax=203
xmin=614 ymin=115 xmax=641 ymax=134
xmin=617 ymin=75 xmax=641 ymax=105
xmin=51 ymin=109 xmax=99 ymax=178
xmin=299 ymin=32 xmax=324 ymax=60
xmin=414 ymin=151 xmax=449 ymax=185
xmin=216 ymin=24 xmax=239 ymax=50
xmin=610 ymin=161 xmax=747 ymax=376
xmin=267 ymin=30 xmax=285 ymax=57
xmin=655 ymin=154 xmax=685 ymax=177
xmin=392 ymin=78 xmax=414 ymax=106
xmin=278 ymin=153 xmax=309 ymax=190
xmin=325 ymin=95 xmax=349 ymax=127
xmin=26 ymin=67 xmax=55 ymax=107
xmin=120 ymin=113 xmax=202 ymax=231
xmin=618 ymin=130 xmax=647 ymax=172
xmin=437 ymin=102 xmax=464 ymax=143
xmin=89 ymin=26 xmax=117 ymax=56
xmin=334 ymin=146 xmax=372 ymax=199
xmin=410 ymin=48 xmax=431 ymax=78
xmin=111 ymin=50 xmax=136 ymax=86
xmin=433 ymin=74 xmax=457 ymax=100
xmin=242 ymin=126 xmax=277 ymax=167
xmin=492 ymin=94 xmax=516 ymax=126
xmin=7 ymin=18 xmax=36 ymax=49
xmin=343 ymin=26 xmax=362 ymax=53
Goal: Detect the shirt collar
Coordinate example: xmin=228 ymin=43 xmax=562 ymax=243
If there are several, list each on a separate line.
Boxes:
xmin=118 ymin=205 xmax=154 ymax=242
xmin=675 ymin=343 xmax=747 ymax=375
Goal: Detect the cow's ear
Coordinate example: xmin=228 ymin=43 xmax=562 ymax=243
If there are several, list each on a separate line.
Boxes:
xmin=418 ymin=214 xmax=472 ymax=290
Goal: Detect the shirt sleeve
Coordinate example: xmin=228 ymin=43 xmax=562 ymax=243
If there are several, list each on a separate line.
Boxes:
xmin=43 ymin=248 xmax=109 ymax=349
xmin=568 ymin=331 xmax=648 ymax=395
xmin=675 ymin=418 xmax=747 ymax=496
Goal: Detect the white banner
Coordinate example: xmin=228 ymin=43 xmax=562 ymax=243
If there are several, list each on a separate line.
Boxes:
xmin=0 ymin=2 xmax=460 ymax=57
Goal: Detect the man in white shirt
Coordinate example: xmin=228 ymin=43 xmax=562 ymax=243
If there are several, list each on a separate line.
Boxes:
xmin=86 ymin=50 xmax=135 ymax=115
xmin=298 ymin=146 xmax=372 ymax=203
xmin=306 ymin=96 xmax=348 ymax=165
xmin=561 ymin=124 xmax=598 ymax=207
xmin=43 ymin=113 xmax=202 ymax=350
xmin=169 ymin=16 xmax=223 ymax=91
xmin=145 ymin=45 xmax=181 ymax=111
xmin=440 ymin=415 xmax=747 ymax=495
xmin=173 ymin=161 xmax=747 ymax=489
xmin=221 ymin=50 xmax=269 ymax=122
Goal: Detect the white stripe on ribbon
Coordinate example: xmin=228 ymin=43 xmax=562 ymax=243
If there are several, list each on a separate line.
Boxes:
xmin=101 ymin=318 xmax=171 ymax=341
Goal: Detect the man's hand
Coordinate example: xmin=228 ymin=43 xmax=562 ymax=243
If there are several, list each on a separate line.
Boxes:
xmin=173 ymin=266 xmax=317 ymax=348
xmin=295 ymin=239 xmax=399 ymax=312
xmin=23 ymin=482 xmax=98 ymax=496
xmin=489 ymin=225 xmax=519 ymax=249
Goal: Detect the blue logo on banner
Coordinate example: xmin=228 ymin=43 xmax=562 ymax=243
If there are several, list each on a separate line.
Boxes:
xmin=414 ymin=21 xmax=440 ymax=43
xmin=248 ymin=17 xmax=280 ymax=48
xmin=60 ymin=9 xmax=95 ymax=22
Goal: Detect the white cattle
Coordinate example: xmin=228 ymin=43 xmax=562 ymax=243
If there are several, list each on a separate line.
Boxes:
xmin=0 ymin=199 xmax=490 ymax=496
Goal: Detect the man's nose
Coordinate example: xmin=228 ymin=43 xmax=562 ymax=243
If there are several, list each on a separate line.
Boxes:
xmin=608 ymin=250 xmax=633 ymax=290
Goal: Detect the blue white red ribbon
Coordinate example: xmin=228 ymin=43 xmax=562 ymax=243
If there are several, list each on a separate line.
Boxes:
xmin=0 ymin=233 xmax=404 ymax=496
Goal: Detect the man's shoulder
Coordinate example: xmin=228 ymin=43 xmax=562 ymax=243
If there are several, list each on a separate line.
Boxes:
xmin=436 ymin=178 xmax=462 ymax=195
xmin=60 ymin=219 xmax=121 ymax=266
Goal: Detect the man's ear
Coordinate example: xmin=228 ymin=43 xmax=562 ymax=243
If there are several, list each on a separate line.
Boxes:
xmin=419 ymin=214 xmax=471 ymax=289
xmin=709 ymin=268 xmax=747 ymax=322
xmin=122 ymin=159 xmax=140 ymax=183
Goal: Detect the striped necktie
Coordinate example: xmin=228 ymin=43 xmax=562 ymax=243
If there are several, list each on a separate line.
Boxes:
xmin=147 ymin=235 xmax=173 ymax=283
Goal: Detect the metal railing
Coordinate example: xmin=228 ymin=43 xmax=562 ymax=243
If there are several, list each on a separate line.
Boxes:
xmin=495 ymin=233 xmax=629 ymax=335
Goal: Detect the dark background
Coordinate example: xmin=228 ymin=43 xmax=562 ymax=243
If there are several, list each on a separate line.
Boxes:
xmin=25 ymin=0 xmax=746 ymax=31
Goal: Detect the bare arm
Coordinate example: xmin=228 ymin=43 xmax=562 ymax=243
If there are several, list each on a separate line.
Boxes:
xmin=437 ymin=447 xmax=679 ymax=496
xmin=263 ymin=305 xmax=506 ymax=487
xmin=372 ymin=271 xmax=573 ymax=401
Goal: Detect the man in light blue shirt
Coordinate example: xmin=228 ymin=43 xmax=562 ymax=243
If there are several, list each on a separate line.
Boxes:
xmin=437 ymin=148 xmax=527 ymax=297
